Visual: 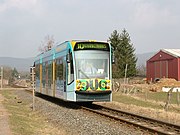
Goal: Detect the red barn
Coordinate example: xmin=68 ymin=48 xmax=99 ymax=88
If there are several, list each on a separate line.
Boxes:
xmin=147 ymin=49 xmax=180 ymax=82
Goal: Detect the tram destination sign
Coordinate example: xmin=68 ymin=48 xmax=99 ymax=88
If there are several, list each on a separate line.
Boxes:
xmin=74 ymin=42 xmax=110 ymax=51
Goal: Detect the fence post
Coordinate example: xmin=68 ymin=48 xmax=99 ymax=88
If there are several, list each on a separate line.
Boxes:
xmin=124 ymin=64 xmax=128 ymax=84
xmin=164 ymin=87 xmax=173 ymax=111
xmin=1 ymin=67 xmax=3 ymax=89
xmin=177 ymin=89 xmax=179 ymax=106
xmin=145 ymin=89 xmax=148 ymax=101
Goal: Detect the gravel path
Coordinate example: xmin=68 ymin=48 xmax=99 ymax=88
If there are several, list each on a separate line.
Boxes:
xmin=15 ymin=90 xmax=146 ymax=135
xmin=0 ymin=92 xmax=12 ymax=135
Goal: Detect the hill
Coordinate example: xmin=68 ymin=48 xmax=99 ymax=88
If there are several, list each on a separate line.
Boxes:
xmin=0 ymin=52 xmax=155 ymax=72
xmin=136 ymin=52 xmax=155 ymax=67
xmin=0 ymin=57 xmax=34 ymax=71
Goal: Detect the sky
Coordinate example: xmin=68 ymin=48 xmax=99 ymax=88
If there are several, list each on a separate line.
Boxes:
xmin=0 ymin=0 xmax=180 ymax=58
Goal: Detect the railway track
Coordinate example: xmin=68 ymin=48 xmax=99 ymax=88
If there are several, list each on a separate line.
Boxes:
xmin=12 ymin=80 xmax=28 ymax=88
xmin=80 ymin=103 xmax=180 ymax=135
xmin=24 ymin=89 xmax=180 ymax=134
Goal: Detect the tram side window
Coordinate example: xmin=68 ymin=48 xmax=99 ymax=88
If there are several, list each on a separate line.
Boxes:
xmin=45 ymin=62 xmax=49 ymax=85
xmin=35 ymin=64 xmax=40 ymax=80
xmin=56 ymin=58 xmax=63 ymax=81
xmin=67 ymin=52 xmax=74 ymax=84
xmin=42 ymin=62 xmax=46 ymax=87
xmin=48 ymin=61 xmax=52 ymax=86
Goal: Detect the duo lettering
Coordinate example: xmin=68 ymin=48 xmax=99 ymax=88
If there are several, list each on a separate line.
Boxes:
xmin=76 ymin=79 xmax=109 ymax=91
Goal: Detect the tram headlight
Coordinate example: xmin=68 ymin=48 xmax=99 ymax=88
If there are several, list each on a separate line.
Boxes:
xmin=76 ymin=80 xmax=81 ymax=90
xmin=106 ymin=80 xmax=111 ymax=90
xmin=99 ymin=79 xmax=111 ymax=90
xmin=76 ymin=80 xmax=89 ymax=91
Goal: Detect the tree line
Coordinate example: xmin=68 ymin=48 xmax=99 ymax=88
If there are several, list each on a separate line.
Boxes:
xmin=1 ymin=67 xmax=19 ymax=84
xmin=1 ymin=67 xmax=30 ymax=85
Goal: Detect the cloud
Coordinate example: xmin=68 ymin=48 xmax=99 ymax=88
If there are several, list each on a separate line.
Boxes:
xmin=0 ymin=0 xmax=39 ymax=13
xmin=130 ymin=1 xmax=179 ymax=28
xmin=0 ymin=0 xmax=180 ymax=57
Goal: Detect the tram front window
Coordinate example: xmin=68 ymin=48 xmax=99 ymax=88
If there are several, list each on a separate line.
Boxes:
xmin=75 ymin=51 xmax=109 ymax=79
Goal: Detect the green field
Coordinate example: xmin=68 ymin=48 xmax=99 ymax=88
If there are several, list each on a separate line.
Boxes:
xmin=113 ymin=92 xmax=180 ymax=112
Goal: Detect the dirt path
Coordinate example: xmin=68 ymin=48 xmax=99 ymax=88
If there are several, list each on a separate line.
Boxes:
xmin=0 ymin=93 xmax=12 ymax=135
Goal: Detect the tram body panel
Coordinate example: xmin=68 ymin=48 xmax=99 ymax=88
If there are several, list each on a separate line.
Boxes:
xmin=34 ymin=40 xmax=112 ymax=102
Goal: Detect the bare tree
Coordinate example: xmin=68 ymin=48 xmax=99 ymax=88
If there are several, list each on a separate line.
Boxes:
xmin=39 ymin=35 xmax=54 ymax=52
xmin=137 ymin=64 xmax=146 ymax=77
xmin=3 ymin=66 xmax=13 ymax=84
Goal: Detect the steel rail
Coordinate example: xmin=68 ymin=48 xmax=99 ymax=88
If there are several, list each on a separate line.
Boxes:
xmin=24 ymin=89 xmax=180 ymax=134
xmin=81 ymin=104 xmax=180 ymax=135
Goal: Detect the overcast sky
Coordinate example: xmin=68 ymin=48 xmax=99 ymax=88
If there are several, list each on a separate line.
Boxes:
xmin=0 ymin=0 xmax=180 ymax=58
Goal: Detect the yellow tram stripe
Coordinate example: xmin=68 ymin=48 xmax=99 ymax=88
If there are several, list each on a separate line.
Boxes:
xmin=52 ymin=61 xmax=56 ymax=97
xmin=40 ymin=64 xmax=42 ymax=93
xmin=71 ymin=41 xmax=77 ymax=49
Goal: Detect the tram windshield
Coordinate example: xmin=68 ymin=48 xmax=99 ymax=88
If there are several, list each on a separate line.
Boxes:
xmin=75 ymin=51 xmax=109 ymax=79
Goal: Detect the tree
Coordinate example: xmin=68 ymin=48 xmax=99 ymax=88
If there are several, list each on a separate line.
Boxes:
xmin=109 ymin=30 xmax=121 ymax=78
xmin=109 ymin=30 xmax=120 ymax=50
xmin=3 ymin=66 xmax=14 ymax=84
xmin=12 ymin=68 xmax=19 ymax=78
xmin=137 ymin=64 xmax=146 ymax=77
xmin=109 ymin=29 xmax=137 ymax=78
xmin=39 ymin=35 xmax=54 ymax=52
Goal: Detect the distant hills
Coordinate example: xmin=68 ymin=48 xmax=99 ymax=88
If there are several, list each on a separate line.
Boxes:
xmin=136 ymin=52 xmax=155 ymax=67
xmin=0 ymin=57 xmax=34 ymax=71
xmin=0 ymin=52 xmax=155 ymax=72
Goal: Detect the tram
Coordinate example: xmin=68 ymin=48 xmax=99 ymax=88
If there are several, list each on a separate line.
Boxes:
xmin=34 ymin=40 xmax=113 ymax=102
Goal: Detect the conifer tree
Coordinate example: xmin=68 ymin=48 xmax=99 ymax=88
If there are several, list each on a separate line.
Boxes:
xmin=109 ymin=29 xmax=137 ymax=78
xmin=109 ymin=30 xmax=121 ymax=78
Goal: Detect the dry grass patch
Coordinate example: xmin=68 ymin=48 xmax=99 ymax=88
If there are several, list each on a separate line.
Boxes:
xmin=97 ymin=92 xmax=180 ymax=125
xmin=0 ymin=90 xmax=67 ymax=135
xmin=98 ymin=101 xmax=180 ymax=125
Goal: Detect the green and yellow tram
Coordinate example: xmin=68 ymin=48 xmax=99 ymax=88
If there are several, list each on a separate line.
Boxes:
xmin=34 ymin=40 xmax=112 ymax=102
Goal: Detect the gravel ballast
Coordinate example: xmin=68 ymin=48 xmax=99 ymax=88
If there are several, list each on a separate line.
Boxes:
xmin=15 ymin=90 xmax=146 ymax=135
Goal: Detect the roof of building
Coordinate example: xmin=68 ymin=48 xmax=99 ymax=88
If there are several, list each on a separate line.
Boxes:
xmin=161 ymin=49 xmax=180 ymax=58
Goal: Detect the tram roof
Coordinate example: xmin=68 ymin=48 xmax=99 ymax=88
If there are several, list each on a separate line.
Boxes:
xmin=35 ymin=40 xmax=110 ymax=61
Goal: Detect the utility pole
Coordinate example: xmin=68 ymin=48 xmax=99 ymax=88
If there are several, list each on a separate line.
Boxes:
xmin=30 ymin=66 xmax=35 ymax=111
xmin=124 ymin=64 xmax=128 ymax=84
xmin=1 ymin=67 xmax=3 ymax=89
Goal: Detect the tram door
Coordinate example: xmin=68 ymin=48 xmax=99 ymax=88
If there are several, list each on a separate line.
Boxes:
xmin=56 ymin=57 xmax=66 ymax=98
xmin=66 ymin=51 xmax=74 ymax=100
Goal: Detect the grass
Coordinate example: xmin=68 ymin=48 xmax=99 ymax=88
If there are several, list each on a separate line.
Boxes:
xmin=112 ymin=92 xmax=180 ymax=125
xmin=142 ymin=92 xmax=180 ymax=104
xmin=113 ymin=92 xmax=180 ymax=112
xmin=1 ymin=89 xmax=179 ymax=133
xmin=113 ymin=93 xmax=162 ymax=109
xmin=0 ymin=90 xmax=64 ymax=135
xmin=1 ymin=90 xmax=39 ymax=135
